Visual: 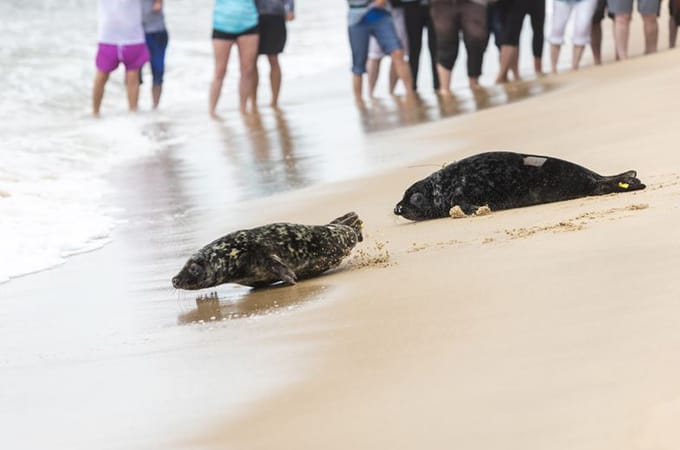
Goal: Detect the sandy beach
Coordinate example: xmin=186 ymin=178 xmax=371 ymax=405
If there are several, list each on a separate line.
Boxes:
xmin=185 ymin=45 xmax=680 ymax=450
xmin=2 ymin=6 xmax=680 ymax=450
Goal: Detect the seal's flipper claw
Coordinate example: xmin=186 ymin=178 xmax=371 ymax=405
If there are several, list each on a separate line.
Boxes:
xmin=459 ymin=203 xmax=480 ymax=216
xmin=266 ymin=254 xmax=297 ymax=285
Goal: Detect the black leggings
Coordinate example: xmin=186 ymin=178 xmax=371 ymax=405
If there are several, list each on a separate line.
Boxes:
xmin=430 ymin=0 xmax=488 ymax=77
xmin=497 ymin=0 xmax=544 ymax=58
xmin=404 ymin=2 xmax=440 ymax=90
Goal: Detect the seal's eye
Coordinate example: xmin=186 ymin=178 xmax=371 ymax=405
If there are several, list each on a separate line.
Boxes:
xmin=409 ymin=192 xmax=427 ymax=208
xmin=188 ymin=262 xmax=204 ymax=278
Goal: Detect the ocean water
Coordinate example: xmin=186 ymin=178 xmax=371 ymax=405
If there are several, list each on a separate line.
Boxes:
xmin=0 ymin=0 xmax=350 ymax=283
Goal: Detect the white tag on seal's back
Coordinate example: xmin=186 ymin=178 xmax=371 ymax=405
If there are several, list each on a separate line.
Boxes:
xmin=523 ymin=156 xmax=548 ymax=167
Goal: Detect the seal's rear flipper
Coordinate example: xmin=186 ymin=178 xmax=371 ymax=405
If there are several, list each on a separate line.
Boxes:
xmin=329 ymin=212 xmax=364 ymax=242
xmin=597 ymin=170 xmax=646 ymax=194
xmin=265 ymin=254 xmax=297 ymax=285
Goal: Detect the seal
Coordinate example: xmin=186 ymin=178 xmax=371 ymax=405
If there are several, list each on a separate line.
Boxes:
xmin=394 ymin=151 xmax=646 ymax=221
xmin=172 ymin=212 xmax=363 ymax=289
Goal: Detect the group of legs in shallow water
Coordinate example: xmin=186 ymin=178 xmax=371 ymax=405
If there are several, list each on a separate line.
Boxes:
xmin=349 ymin=0 xmax=680 ymax=105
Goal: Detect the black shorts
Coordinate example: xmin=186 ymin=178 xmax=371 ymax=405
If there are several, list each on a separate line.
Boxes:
xmin=258 ymin=14 xmax=287 ymax=55
xmin=212 ymin=25 xmax=259 ymax=41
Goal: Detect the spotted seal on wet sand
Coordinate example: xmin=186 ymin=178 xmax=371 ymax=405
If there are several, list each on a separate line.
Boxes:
xmin=172 ymin=212 xmax=363 ymax=289
xmin=394 ymin=151 xmax=646 ymax=221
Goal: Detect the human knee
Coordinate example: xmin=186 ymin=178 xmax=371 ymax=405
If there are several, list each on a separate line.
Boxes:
xmin=436 ymin=51 xmax=457 ymax=71
xmin=614 ymin=13 xmax=632 ymax=24
xmin=641 ymin=14 xmax=658 ymax=27
xmin=267 ymin=55 xmax=280 ymax=69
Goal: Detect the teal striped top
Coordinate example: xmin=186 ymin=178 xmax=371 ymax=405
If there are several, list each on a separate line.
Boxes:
xmin=213 ymin=0 xmax=259 ymax=34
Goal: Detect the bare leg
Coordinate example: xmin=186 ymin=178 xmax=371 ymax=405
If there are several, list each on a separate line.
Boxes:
xmin=388 ymin=61 xmax=399 ymax=94
xmin=389 ymin=49 xmax=415 ymax=99
xmin=642 ymin=14 xmax=658 ymax=54
xmin=671 ymin=16 xmax=679 ymax=48
xmin=125 ymin=70 xmax=141 ymax=112
xmin=572 ymin=45 xmax=585 ymax=70
xmin=550 ymin=43 xmax=561 ymax=74
xmin=236 ymin=34 xmax=259 ymax=114
xmin=613 ymin=14 xmax=631 ymax=60
xmin=92 ymin=70 xmax=110 ymax=117
xmin=534 ymin=57 xmax=542 ymax=75
xmin=468 ymin=77 xmax=481 ymax=90
xmin=511 ymin=52 xmax=521 ymax=80
xmin=367 ymin=58 xmax=381 ymax=98
xmin=252 ymin=57 xmax=260 ymax=106
xmin=496 ymin=45 xmax=518 ymax=83
xmin=209 ymin=38 xmax=234 ymax=117
xmin=151 ymin=84 xmax=162 ymax=108
xmin=436 ymin=63 xmax=452 ymax=96
xmin=352 ymin=74 xmax=364 ymax=106
xmin=591 ymin=22 xmax=602 ymax=64
xmin=267 ymin=54 xmax=282 ymax=107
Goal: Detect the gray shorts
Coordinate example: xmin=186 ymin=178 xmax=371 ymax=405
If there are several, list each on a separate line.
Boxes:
xmin=606 ymin=0 xmax=660 ymax=15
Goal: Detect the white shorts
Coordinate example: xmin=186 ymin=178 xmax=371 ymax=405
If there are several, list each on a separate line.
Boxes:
xmin=548 ymin=0 xmax=599 ymax=46
xmin=368 ymin=7 xmax=409 ymax=59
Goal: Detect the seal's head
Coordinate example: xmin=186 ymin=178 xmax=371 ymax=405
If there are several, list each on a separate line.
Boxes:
xmin=394 ymin=180 xmax=437 ymax=221
xmin=172 ymin=255 xmax=216 ymax=290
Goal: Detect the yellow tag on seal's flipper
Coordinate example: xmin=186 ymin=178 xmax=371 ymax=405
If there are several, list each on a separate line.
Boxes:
xmin=618 ymin=182 xmax=630 ymax=189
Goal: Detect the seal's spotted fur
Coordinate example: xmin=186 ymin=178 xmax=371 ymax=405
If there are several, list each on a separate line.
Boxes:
xmin=172 ymin=212 xmax=363 ymax=289
xmin=394 ymin=152 xmax=645 ymax=221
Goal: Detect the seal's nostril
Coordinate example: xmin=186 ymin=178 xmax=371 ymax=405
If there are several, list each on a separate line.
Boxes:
xmin=394 ymin=204 xmax=402 ymax=215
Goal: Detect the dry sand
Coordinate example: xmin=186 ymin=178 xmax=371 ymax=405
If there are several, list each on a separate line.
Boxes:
xmin=189 ymin=49 xmax=680 ymax=450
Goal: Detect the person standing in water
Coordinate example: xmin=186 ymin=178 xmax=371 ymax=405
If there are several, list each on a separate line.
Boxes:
xmin=346 ymin=0 xmax=415 ymax=106
xmin=366 ymin=1 xmax=409 ymax=97
xmin=547 ymin=0 xmax=598 ymax=73
xmin=253 ymin=0 xmax=295 ymax=108
xmin=403 ymin=0 xmax=440 ymax=93
xmin=142 ymin=0 xmax=169 ymax=108
xmin=209 ymin=0 xmax=260 ymax=116
xmin=93 ymin=0 xmax=149 ymax=116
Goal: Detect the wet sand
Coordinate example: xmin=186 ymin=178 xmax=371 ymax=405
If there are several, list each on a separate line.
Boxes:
xmin=2 ymin=14 xmax=680 ymax=450
xmin=190 ymin=48 xmax=680 ymax=450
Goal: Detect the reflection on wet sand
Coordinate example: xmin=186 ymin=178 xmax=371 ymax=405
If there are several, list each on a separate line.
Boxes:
xmin=359 ymin=80 xmax=556 ymax=133
xmin=215 ymin=107 xmax=310 ymax=198
xmin=177 ymin=283 xmax=329 ymax=324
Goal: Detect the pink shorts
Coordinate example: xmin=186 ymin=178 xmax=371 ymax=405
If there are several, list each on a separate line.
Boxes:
xmin=96 ymin=43 xmax=149 ymax=73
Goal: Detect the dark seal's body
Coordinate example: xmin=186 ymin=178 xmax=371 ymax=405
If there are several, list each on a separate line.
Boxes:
xmin=395 ymin=152 xmax=646 ymax=221
xmin=172 ymin=212 xmax=363 ymax=289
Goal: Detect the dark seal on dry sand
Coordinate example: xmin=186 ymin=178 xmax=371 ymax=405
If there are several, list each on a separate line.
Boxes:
xmin=172 ymin=212 xmax=363 ymax=289
xmin=395 ymin=151 xmax=646 ymax=221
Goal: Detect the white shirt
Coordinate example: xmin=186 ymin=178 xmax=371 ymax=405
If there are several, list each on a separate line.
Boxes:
xmin=98 ymin=0 xmax=145 ymax=45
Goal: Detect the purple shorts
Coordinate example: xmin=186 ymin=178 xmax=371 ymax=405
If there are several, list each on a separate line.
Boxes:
xmin=96 ymin=43 xmax=150 ymax=73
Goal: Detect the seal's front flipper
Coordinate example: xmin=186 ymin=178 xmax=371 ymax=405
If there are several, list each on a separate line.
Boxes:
xmin=459 ymin=202 xmax=482 ymax=215
xmin=597 ymin=170 xmax=646 ymax=194
xmin=265 ymin=254 xmax=297 ymax=285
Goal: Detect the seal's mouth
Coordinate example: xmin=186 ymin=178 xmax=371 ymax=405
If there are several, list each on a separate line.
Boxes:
xmin=171 ymin=276 xmax=182 ymax=289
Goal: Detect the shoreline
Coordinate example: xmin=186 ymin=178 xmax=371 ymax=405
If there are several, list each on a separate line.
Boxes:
xmin=1 ymin=10 xmax=679 ymax=450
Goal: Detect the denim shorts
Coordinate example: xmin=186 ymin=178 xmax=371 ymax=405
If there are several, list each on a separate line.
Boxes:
xmin=348 ymin=13 xmax=403 ymax=74
xmin=607 ymin=0 xmax=660 ymax=15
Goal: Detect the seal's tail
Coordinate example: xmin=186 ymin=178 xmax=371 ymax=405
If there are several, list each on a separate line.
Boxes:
xmin=330 ymin=212 xmax=364 ymax=242
xmin=596 ymin=170 xmax=646 ymax=194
